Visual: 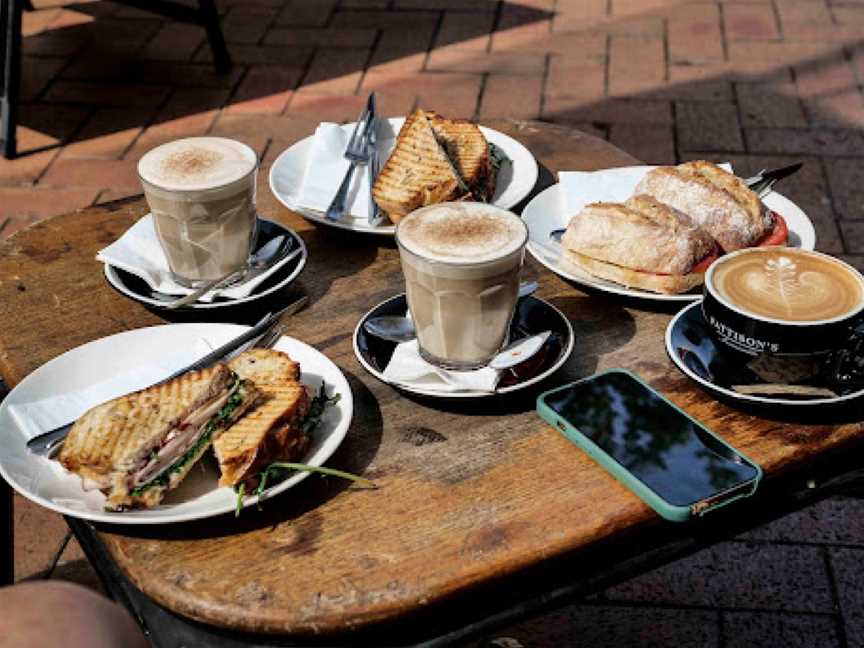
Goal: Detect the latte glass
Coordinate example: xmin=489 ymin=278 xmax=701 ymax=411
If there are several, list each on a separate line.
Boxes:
xmin=138 ymin=137 xmax=259 ymax=288
xmin=395 ymin=202 xmax=529 ymax=370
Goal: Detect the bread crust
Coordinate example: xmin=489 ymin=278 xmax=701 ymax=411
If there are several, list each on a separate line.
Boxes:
xmin=635 ymin=161 xmax=771 ymax=251
xmin=561 ymin=194 xmax=715 ymax=276
xmin=562 ymin=249 xmax=705 ymax=294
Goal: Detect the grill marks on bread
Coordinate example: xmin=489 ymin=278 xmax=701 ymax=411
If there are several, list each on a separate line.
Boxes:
xmin=59 ymin=364 xmax=236 ymax=487
xmin=635 ymin=161 xmax=771 ymax=252
xmin=371 ymin=109 xmax=495 ymax=223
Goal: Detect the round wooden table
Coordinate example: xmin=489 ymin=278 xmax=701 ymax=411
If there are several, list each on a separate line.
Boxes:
xmin=0 ymin=121 xmax=860 ymax=643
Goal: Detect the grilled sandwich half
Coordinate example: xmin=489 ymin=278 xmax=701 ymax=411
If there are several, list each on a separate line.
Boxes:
xmin=372 ymin=109 xmax=496 ymax=224
xmin=59 ymin=364 xmax=260 ymax=510
xmin=213 ymin=349 xmax=311 ymax=488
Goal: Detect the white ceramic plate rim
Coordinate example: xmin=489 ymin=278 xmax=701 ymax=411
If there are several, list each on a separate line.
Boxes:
xmin=523 ymin=181 xmax=818 ymax=302
xmin=0 ymin=324 xmax=353 ymax=524
xmin=665 ymin=301 xmax=864 ymax=406
xmin=352 ymin=295 xmax=574 ymax=398
xmin=268 ymin=118 xmax=539 ymax=236
xmin=104 ymin=223 xmax=308 ymax=310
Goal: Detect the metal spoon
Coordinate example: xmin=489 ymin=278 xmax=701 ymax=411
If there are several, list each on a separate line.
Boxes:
xmin=488 ymin=330 xmax=552 ymax=370
xmin=364 ymin=280 xmax=539 ymax=343
xmin=160 ymin=235 xmax=290 ymax=309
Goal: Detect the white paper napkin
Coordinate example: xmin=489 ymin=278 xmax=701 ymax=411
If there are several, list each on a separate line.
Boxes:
xmin=560 ymin=163 xmax=733 ymax=213
xmin=8 ymin=339 xmax=213 ymax=439
xmin=96 ymin=215 xmax=292 ymax=300
xmin=296 ymin=121 xmax=396 ymax=220
xmin=382 ymin=340 xmax=500 ymax=393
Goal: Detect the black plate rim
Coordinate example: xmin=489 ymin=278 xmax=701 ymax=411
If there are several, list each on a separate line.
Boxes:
xmin=665 ymin=300 xmax=864 ymax=407
xmin=352 ymin=293 xmax=575 ymax=398
xmin=103 ymin=218 xmax=307 ymax=311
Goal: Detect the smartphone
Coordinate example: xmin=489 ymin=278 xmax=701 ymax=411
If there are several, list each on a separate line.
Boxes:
xmin=536 ymin=369 xmax=762 ymax=522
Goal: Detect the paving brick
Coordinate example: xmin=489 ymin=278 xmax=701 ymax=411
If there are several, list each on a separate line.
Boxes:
xmin=59 ymin=106 xmax=155 ymax=159
xmin=221 ymin=5 xmax=278 ymax=44
xmin=741 ymin=497 xmax=864 ymax=544
xmin=603 ymin=541 xmax=835 ymax=612
xmin=230 ymin=65 xmax=303 ymax=114
xmin=330 ymin=8 xmax=438 ymax=30
xmin=610 ymin=123 xmax=676 ymax=164
xmin=13 ymin=494 xmax=69 ymax=581
xmin=436 ymin=11 xmax=495 ymax=50
xmin=826 ymin=158 xmax=864 ymax=220
xmin=723 ymin=3 xmax=781 ymax=40
xmin=546 ymin=55 xmax=606 ymax=102
xmin=668 ymin=3 xmax=724 ymax=65
xmin=197 ymin=42 xmax=315 ymax=66
xmin=551 ymin=0 xmax=609 ymax=32
xmin=20 ymin=56 xmax=65 ymax=103
xmin=745 ymin=128 xmax=864 ymax=156
xmin=42 ymin=80 xmax=172 ymax=107
xmin=427 ymin=47 xmax=546 ymax=75
xmin=298 ymin=48 xmax=368 ymax=94
xmin=264 ymin=26 xmax=378 ymax=48
xmin=478 ymin=75 xmax=543 ymax=120
xmin=0 ymin=149 xmax=59 ymax=187
xmin=727 ymin=41 xmax=839 ymax=75
xmin=803 ymin=90 xmax=864 ymax=129
xmin=608 ymin=36 xmax=665 ymax=97
xmin=548 ymin=98 xmax=674 ymax=125
xmin=830 ymin=547 xmax=864 ymax=647
xmin=737 ymin=82 xmax=808 ymax=128
xmin=277 ymin=0 xmax=337 ymax=26
xmin=393 ymin=0 xmax=499 ymax=9
xmin=140 ymin=22 xmax=206 ymax=62
xmin=40 ymin=157 xmax=140 ymax=191
xmin=370 ymin=22 xmax=437 ymax=67
xmin=127 ymin=112 xmax=220 ymax=159
xmin=677 ymin=101 xmax=745 ymax=151
xmin=796 ymin=59 xmax=858 ymax=98
xmin=663 ymin=66 xmax=735 ymax=101
xmin=723 ymin=611 xmax=841 ymax=648
xmin=490 ymin=604 xmax=719 ymax=648
xmin=839 ymin=255 xmax=864 ymax=273
xmin=285 ymin=94 xmax=369 ymax=122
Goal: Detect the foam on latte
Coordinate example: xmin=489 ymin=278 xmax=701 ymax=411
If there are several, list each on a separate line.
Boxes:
xmin=138 ymin=137 xmax=257 ymax=193
xmin=710 ymin=248 xmax=864 ymax=322
xmin=397 ymin=203 xmax=527 ymax=264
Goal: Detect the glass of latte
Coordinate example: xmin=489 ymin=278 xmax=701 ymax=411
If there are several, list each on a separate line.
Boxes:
xmin=395 ymin=202 xmax=529 ymax=370
xmin=138 ymin=137 xmax=259 ymax=287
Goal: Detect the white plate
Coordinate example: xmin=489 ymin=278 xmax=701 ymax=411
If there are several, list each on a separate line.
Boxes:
xmin=0 ymin=324 xmax=353 ymax=524
xmin=268 ymin=117 xmax=539 ymax=235
xmin=523 ymin=180 xmax=818 ymax=302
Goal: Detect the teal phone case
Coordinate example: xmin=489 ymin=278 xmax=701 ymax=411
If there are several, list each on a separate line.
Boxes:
xmin=536 ymin=369 xmax=762 ymax=522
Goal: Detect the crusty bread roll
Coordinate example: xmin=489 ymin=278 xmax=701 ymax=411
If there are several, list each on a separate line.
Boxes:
xmin=635 ymin=161 xmax=772 ymax=252
xmin=562 ymin=249 xmax=707 ymax=294
xmin=561 ymin=194 xmax=715 ymax=276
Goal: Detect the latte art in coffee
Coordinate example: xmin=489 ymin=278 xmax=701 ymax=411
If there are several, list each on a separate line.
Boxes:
xmin=712 ymin=249 xmax=864 ymax=321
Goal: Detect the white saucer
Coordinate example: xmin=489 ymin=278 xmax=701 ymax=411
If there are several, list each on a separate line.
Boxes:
xmin=268 ymin=117 xmax=539 ymax=235
xmin=523 ymin=179 xmax=818 ymax=302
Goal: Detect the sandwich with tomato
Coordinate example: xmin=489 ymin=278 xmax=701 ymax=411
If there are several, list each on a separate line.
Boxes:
xmin=635 ymin=160 xmax=788 ymax=251
xmin=561 ymin=194 xmax=719 ymax=294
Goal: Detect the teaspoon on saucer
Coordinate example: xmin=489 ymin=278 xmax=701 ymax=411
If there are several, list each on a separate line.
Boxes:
xmin=363 ymin=281 xmax=539 ymax=343
xmin=160 ymin=235 xmax=290 ymax=309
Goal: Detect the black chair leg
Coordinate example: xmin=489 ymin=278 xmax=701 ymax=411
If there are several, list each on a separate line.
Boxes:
xmin=0 ymin=0 xmax=22 ymax=160
xmin=198 ymin=0 xmax=231 ymax=74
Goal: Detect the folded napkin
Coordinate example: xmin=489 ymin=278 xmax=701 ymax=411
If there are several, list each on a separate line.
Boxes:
xmin=8 ymin=339 xmax=213 ymax=440
xmin=97 ymin=215 xmax=290 ymax=300
xmin=296 ymin=121 xmax=396 ymax=220
xmin=560 ymin=163 xmax=733 ymax=213
xmin=382 ymin=340 xmax=501 ymax=393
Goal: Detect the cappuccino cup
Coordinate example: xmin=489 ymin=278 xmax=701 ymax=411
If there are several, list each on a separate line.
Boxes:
xmin=395 ymin=202 xmax=529 ymax=370
xmin=703 ymin=248 xmax=864 ymax=362
xmin=138 ymin=137 xmax=259 ymax=287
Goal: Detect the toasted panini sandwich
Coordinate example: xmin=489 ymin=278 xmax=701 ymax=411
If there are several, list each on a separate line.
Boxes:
xmin=635 ymin=160 xmax=787 ymax=252
xmin=372 ymin=109 xmax=497 ymax=224
xmin=561 ymin=194 xmax=718 ymax=294
xmin=213 ymin=349 xmax=311 ymax=488
xmin=59 ymin=364 xmax=260 ymax=510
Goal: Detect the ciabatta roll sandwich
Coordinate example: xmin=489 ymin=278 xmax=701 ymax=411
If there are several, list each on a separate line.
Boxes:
xmin=635 ymin=160 xmax=788 ymax=252
xmin=561 ymin=194 xmax=719 ymax=294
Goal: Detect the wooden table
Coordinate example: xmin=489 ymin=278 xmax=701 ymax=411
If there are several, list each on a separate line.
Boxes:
xmin=1 ymin=121 xmax=863 ymax=646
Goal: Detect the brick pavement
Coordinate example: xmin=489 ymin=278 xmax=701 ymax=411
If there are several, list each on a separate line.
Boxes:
xmin=6 ymin=0 xmax=864 ymax=645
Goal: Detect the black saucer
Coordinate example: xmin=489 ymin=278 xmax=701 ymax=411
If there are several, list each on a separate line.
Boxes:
xmin=353 ymin=294 xmax=574 ymax=398
xmin=666 ymin=301 xmax=864 ymax=406
xmin=104 ymin=219 xmax=307 ymax=311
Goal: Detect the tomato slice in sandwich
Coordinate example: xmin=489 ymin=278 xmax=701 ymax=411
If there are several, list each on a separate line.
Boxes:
xmin=755 ymin=211 xmax=788 ymax=247
xmin=690 ymin=245 xmax=720 ymax=274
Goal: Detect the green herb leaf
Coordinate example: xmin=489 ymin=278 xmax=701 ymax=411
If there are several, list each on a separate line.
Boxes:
xmin=234 ymin=482 xmax=245 ymax=518
xmin=301 ymin=384 xmax=341 ymax=436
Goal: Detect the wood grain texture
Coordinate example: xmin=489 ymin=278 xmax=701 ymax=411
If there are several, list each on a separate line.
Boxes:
xmin=1 ymin=121 xmax=860 ymax=635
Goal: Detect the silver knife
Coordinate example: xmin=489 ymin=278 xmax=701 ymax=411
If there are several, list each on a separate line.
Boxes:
xmin=366 ymin=93 xmax=384 ymax=225
xmin=745 ymin=162 xmax=803 ymax=197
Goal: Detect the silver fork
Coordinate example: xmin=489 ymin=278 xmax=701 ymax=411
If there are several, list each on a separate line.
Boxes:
xmin=325 ymin=94 xmax=375 ymax=221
